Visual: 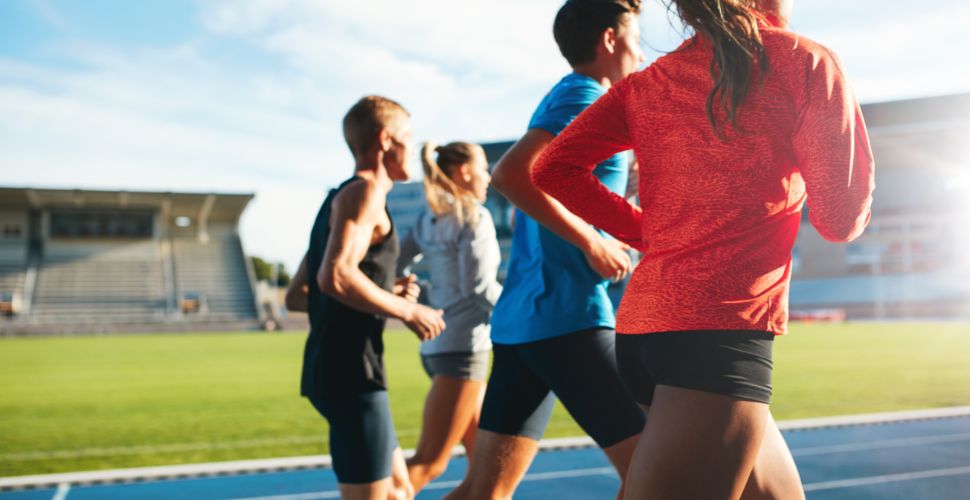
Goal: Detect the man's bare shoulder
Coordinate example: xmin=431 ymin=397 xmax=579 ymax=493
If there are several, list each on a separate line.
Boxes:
xmin=332 ymin=176 xmax=386 ymax=219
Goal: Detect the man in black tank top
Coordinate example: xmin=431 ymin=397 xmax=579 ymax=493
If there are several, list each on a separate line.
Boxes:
xmin=292 ymin=96 xmax=445 ymax=500
xmin=302 ymin=176 xmax=401 ymax=398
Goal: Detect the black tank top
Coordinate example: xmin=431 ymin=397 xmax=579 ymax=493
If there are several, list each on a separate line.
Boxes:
xmin=301 ymin=177 xmax=400 ymax=399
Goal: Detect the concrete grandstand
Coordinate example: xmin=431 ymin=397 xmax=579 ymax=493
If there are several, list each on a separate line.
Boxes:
xmin=0 ymin=188 xmax=263 ymax=334
xmin=791 ymin=93 xmax=970 ymax=320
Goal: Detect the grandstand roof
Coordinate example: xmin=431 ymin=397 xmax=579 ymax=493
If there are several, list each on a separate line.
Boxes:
xmin=862 ymin=93 xmax=970 ymax=132
xmin=0 ymin=187 xmax=254 ymax=222
xmin=861 ymin=93 xmax=970 ymax=171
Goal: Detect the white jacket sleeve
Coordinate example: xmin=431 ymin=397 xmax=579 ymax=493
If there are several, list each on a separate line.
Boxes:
xmin=457 ymin=209 xmax=502 ymax=313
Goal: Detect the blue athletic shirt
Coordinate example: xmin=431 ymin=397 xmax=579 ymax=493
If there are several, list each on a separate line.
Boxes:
xmin=490 ymin=72 xmax=629 ymax=345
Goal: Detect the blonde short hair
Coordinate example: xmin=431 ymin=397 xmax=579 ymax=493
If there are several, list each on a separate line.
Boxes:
xmin=342 ymin=95 xmax=409 ymax=156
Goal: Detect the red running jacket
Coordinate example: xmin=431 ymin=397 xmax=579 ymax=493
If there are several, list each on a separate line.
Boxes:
xmin=532 ymin=28 xmax=875 ymax=335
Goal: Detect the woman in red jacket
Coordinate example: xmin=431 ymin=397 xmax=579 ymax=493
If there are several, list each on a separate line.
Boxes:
xmin=532 ymin=0 xmax=874 ymax=498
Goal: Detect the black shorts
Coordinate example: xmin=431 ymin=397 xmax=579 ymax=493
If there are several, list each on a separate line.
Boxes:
xmin=479 ymin=328 xmax=645 ymax=448
xmin=308 ymin=391 xmax=398 ymax=484
xmin=615 ymin=330 xmax=775 ymax=405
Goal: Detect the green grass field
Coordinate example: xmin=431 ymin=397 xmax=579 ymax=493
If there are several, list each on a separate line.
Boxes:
xmin=2 ymin=323 xmax=969 ymax=477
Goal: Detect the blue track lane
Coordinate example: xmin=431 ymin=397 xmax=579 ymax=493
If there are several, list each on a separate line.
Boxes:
xmin=4 ymin=416 xmax=970 ymax=499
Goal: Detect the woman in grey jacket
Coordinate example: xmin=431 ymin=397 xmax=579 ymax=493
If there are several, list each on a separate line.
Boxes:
xmin=398 ymin=141 xmax=502 ymax=493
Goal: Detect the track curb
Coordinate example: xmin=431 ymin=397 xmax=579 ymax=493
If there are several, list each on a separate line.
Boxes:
xmin=4 ymin=406 xmax=970 ymax=491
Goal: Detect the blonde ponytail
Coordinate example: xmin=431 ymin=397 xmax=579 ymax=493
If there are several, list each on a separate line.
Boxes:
xmin=421 ymin=141 xmax=483 ymax=226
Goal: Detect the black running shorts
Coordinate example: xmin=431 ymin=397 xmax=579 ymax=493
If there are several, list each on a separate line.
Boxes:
xmin=307 ymin=391 xmax=398 ymax=484
xmin=615 ymin=330 xmax=775 ymax=405
xmin=479 ymin=328 xmax=645 ymax=447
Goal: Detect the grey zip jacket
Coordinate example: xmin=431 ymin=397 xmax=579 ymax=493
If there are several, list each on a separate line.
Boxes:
xmin=398 ymin=205 xmax=501 ymax=356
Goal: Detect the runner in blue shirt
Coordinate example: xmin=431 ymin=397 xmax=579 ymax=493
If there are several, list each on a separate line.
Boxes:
xmin=445 ymin=1 xmax=647 ymax=499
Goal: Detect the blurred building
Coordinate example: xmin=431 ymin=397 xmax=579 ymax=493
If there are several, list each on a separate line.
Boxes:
xmin=791 ymin=93 xmax=970 ymax=319
xmin=0 ymin=188 xmax=263 ymax=334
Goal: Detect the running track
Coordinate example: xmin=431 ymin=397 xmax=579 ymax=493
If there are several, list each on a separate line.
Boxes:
xmin=3 ymin=408 xmax=969 ymax=499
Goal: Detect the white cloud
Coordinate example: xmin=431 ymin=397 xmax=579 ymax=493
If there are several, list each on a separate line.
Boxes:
xmin=193 ymin=0 xmax=578 ymax=153
xmin=786 ymin=1 xmax=970 ymax=102
xmin=0 ymin=44 xmax=341 ymax=271
xmin=200 ymin=0 xmax=567 ymax=83
xmin=238 ymin=184 xmax=328 ymax=270
xmin=199 ymin=0 xmax=291 ymax=36
xmin=3 ymin=0 xmax=969 ymax=272
xmin=28 ymin=0 xmax=70 ymax=30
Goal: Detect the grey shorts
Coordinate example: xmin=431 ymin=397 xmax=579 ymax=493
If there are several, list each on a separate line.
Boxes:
xmin=420 ymin=351 xmax=490 ymax=381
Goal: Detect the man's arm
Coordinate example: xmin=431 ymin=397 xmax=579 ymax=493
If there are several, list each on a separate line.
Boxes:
xmin=284 ymin=254 xmax=308 ymax=312
xmin=491 ymin=129 xmax=631 ymax=281
xmin=316 ymin=180 xmax=444 ymax=340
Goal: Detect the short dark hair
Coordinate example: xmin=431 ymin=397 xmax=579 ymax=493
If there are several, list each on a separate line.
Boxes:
xmin=553 ymin=0 xmax=641 ymax=67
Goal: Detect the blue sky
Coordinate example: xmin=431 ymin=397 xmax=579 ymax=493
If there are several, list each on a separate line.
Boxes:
xmin=1 ymin=0 xmax=969 ymax=271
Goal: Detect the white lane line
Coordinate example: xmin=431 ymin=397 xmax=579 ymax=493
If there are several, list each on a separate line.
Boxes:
xmin=0 ymin=455 xmax=334 ymax=490
xmin=5 ymin=408 xmax=970 ymax=490
xmin=11 ymin=407 xmax=970 ymax=462
xmin=0 ymin=437 xmax=586 ymax=489
xmin=779 ymin=406 xmax=970 ymax=431
xmin=803 ymin=465 xmax=970 ymax=492
xmin=51 ymin=483 xmax=70 ymax=500
xmin=228 ymin=467 xmax=617 ymax=500
xmin=0 ymin=436 xmax=325 ymax=462
xmin=229 ymin=492 xmax=341 ymax=500
xmin=792 ymin=432 xmax=970 ymax=456
xmin=1 ymin=431 xmax=423 ymax=462
xmin=14 ymin=408 xmax=969 ymax=462
xmin=422 ymin=466 xmax=616 ymax=490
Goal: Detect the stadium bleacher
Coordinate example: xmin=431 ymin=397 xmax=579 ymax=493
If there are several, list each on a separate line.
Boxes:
xmin=31 ymin=241 xmax=166 ymax=324
xmin=0 ymin=188 xmax=263 ymax=335
xmin=173 ymin=236 xmax=259 ymax=322
xmin=0 ymin=263 xmax=27 ymax=317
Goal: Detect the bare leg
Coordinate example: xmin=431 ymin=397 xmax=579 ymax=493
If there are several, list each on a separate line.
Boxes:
xmin=460 ymin=381 xmax=487 ymax=458
xmin=407 ymin=376 xmax=486 ymax=493
xmin=602 ymin=433 xmax=641 ymax=500
xmin=388 ymin=447 xmax=414 ymax=500
xmin=600 ymin=405 xmax=648 ymax=500
xmin=460 ymin=409 xmax=480 ymax=456
xmin=624 ymin=386 xmax=768 ymax=500
xmin=742 ymin=413 xmax=805 ymax=500
xmin=339 ymin=479 xmax=390 ymax=500
xmin=443 ymin=430 xmax=540 ymax=500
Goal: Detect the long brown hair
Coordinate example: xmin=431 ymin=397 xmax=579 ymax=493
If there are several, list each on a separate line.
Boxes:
xmin=669 ymin=0 xmax=768 ymax=134
xmin=421 ymin=142 xmax=485 ymax=226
